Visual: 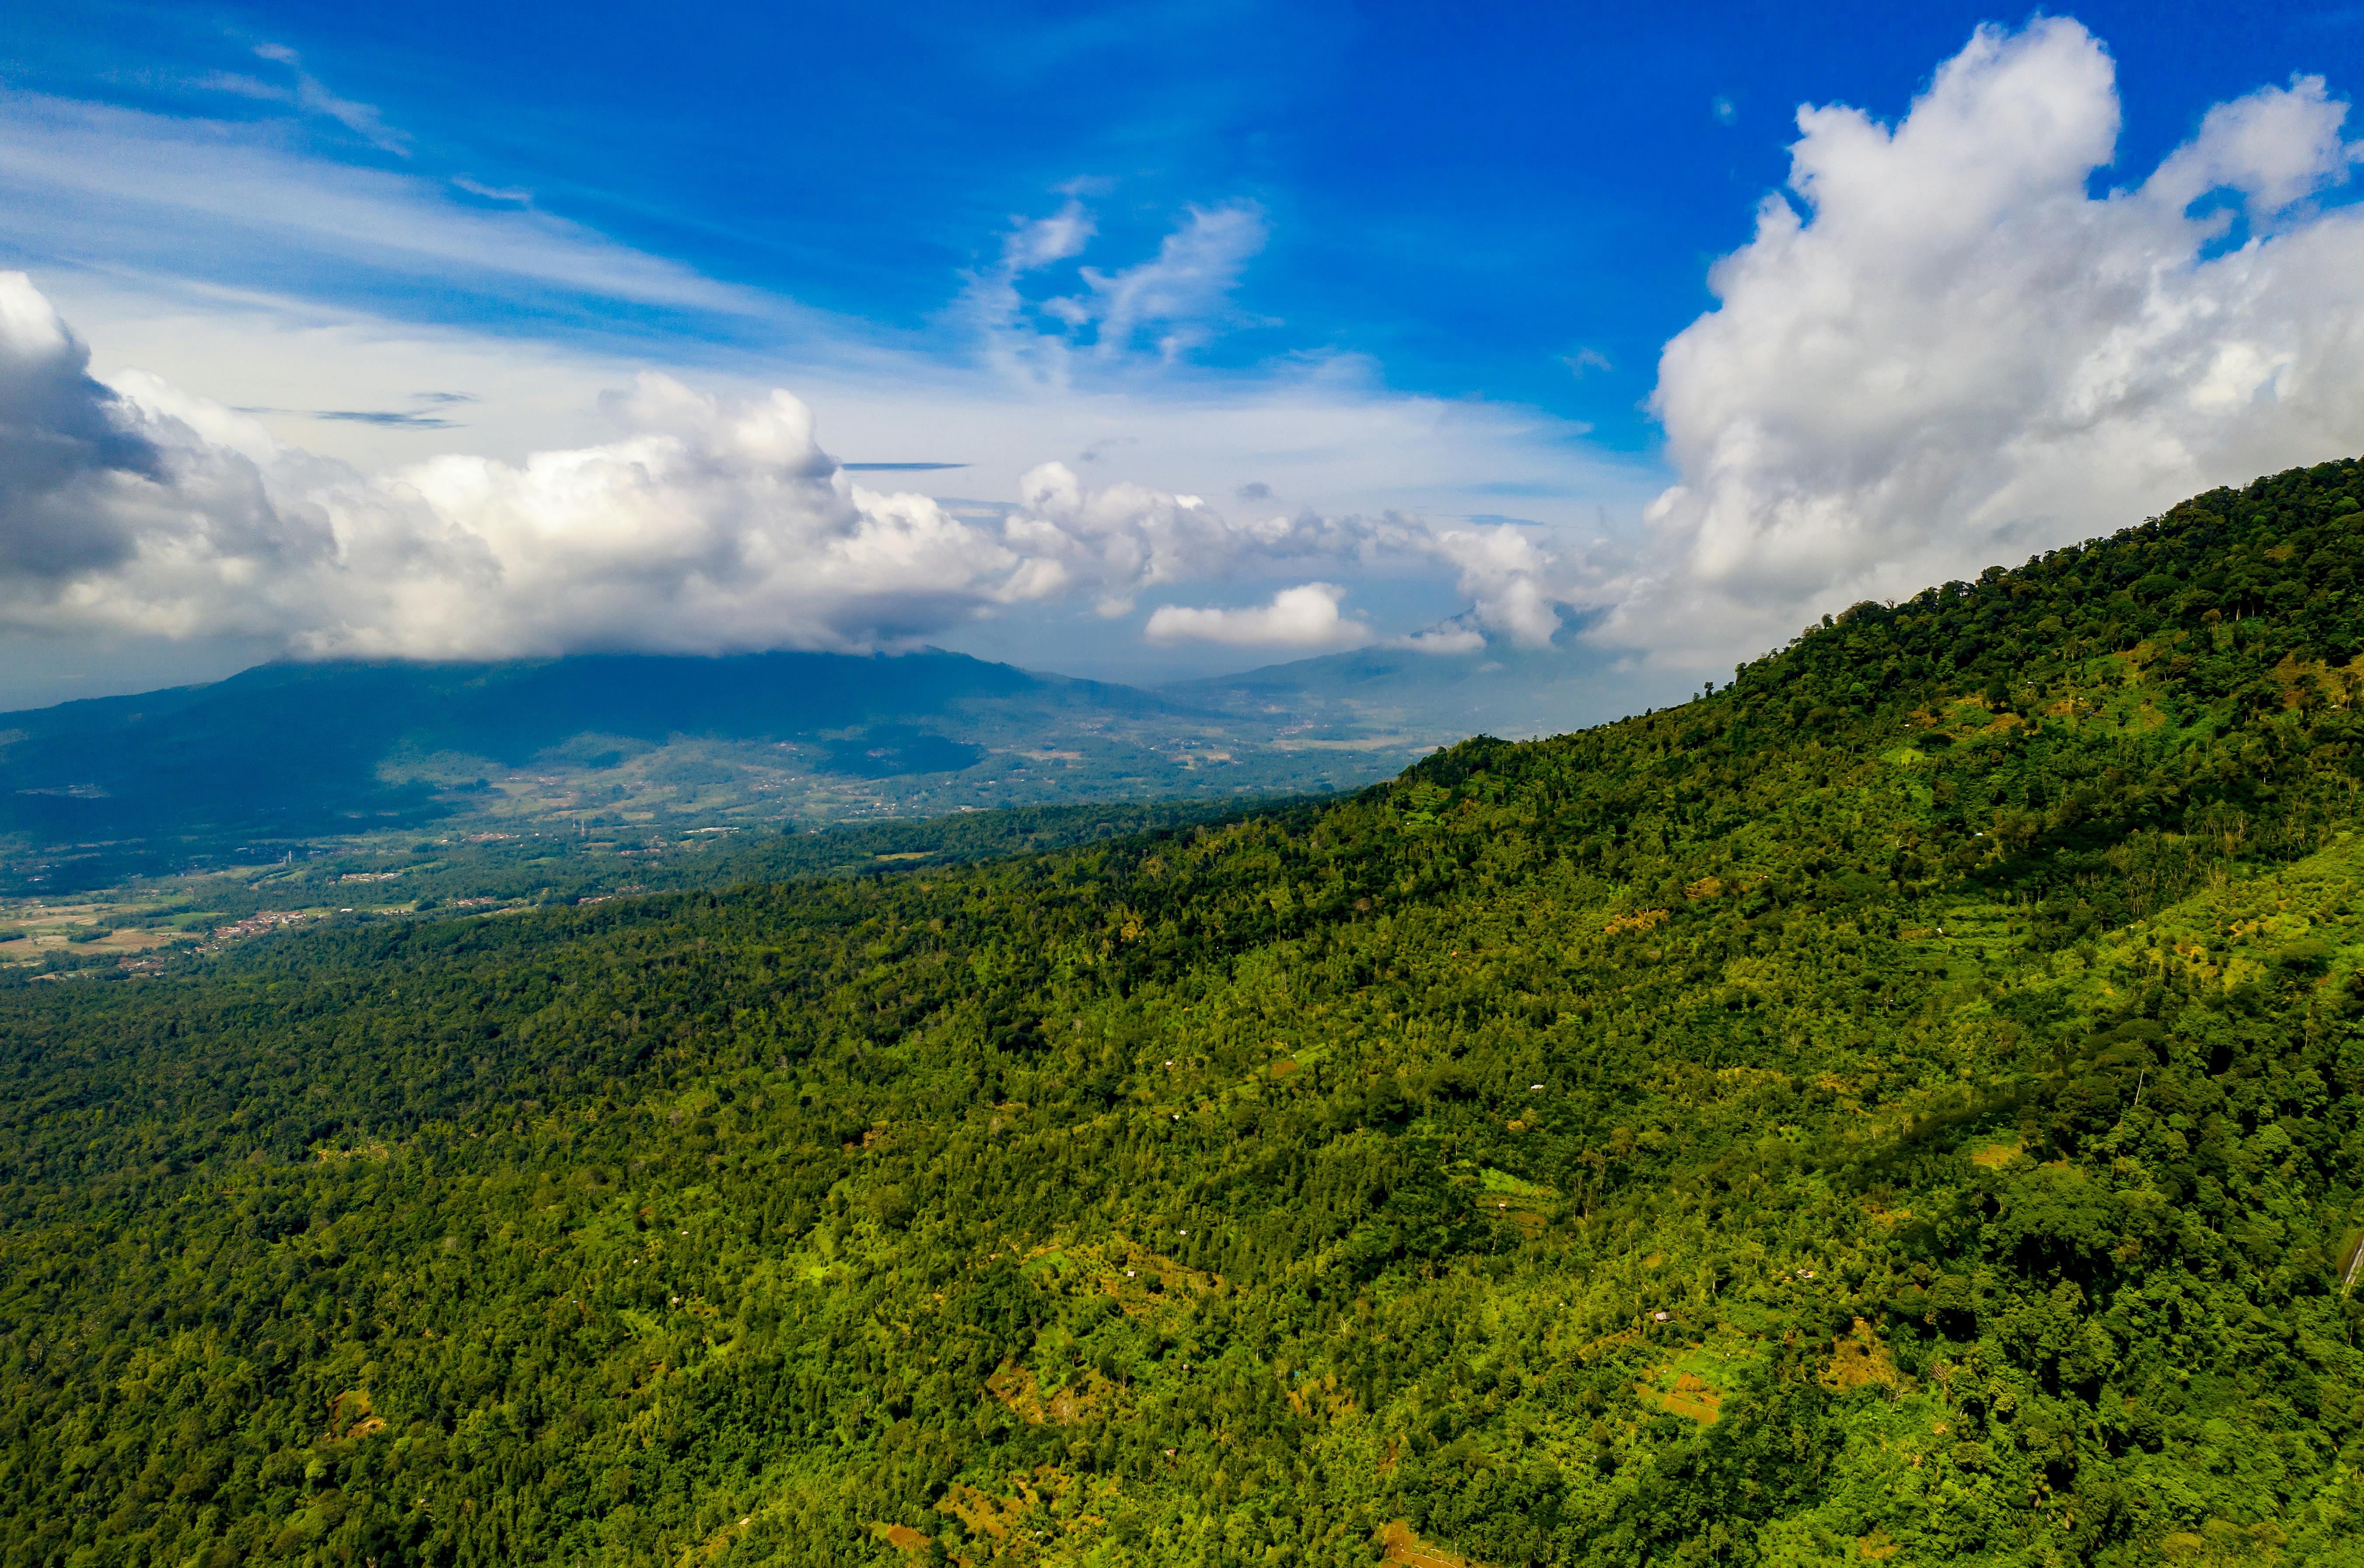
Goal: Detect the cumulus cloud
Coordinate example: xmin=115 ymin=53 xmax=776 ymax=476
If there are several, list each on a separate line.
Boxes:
xmin=1145 ymin=584 xmax=1371 ymax=650
xmin=1618 ymin=18 xmax=2364 ymax=666
xmin=0 ymin=300 xmax=1091 ymax=656
xmin=1425 ymin=524 xmax=1566 ymax=647
xmin=0 ymin=273 xmax=1577 ymax=664
xmin=0 ymin=279 xmax=169 ymax=578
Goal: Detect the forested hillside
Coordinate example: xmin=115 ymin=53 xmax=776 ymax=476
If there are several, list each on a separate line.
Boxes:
xmin=4 ymin=458 xmax=2364 ymax=1567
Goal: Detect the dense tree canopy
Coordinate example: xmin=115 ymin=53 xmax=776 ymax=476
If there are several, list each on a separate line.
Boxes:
xmin=4 ymin=459 xmax=2364 ymax=1566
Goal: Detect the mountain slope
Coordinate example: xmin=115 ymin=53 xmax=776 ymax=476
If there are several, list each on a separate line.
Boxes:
xmin=2 ymin=457 xmax=2363 ymax=1567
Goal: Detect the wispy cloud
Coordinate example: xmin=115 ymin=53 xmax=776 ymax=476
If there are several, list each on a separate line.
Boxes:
xmin=231 ymin=390 xmax=479 ymax=430
xmin=962 ymin=195 xmax=1271 ymax=379
xmin=0 ymin=94 xmax=769 ymax=321
xmin=1003 ymin=197 xmax=1095 ymax=270
xmin=451 ymin=174 xmax=533 ymax=204
xmin=312 ymin=408 xmax=465 ymax=428
xmin=1062 ymin=202 xmax=1269 ymax=360
xmin=248 ymin=42 xmax=413 ymax=155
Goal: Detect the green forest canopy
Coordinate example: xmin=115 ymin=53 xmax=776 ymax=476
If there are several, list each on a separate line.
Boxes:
xmin=4 ymin=458 xmax=2364 ymax=1566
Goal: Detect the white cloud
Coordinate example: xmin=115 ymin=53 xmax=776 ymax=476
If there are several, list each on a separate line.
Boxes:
xmin=1145 ymin=584 xmax=1372 ymax=649
xmin=0 ymin=274 xmax=1591 ymax=667
xmin=0 ymin=298 xmax=1077 ymax=655
xmin=43 ymin=267 xmax=1650 ymax=560
xmin=1616 ymin=18 xmax=2364 ymax=667
xmin=2149 ymin=73 xmax=2363 ymax=219
xmin=1425 ymin=524 xmax=1566 ymax=647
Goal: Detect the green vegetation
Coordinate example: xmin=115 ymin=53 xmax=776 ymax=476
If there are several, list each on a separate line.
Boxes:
xmin=0 ymin=798 xmax=1290 ymax=969
xmin=4 ymin=458 xmax=2364 ymax=1567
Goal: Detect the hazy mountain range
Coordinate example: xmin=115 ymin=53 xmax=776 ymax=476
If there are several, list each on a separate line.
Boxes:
xmin=0 ymin=638 xmax=1652 ymax=878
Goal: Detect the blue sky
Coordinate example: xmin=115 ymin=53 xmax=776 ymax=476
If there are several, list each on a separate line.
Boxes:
xmin=17 ymin=0 xmax=2357 ymax=439
xmin=0 ymin=2 xmax=2361 ymax=705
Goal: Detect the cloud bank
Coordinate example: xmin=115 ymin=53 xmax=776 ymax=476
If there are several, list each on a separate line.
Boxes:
xmin=1619 ymin=18 xmax=2364 ymax=665
xmin=0 ymin=274 xmax=1570 ymax=662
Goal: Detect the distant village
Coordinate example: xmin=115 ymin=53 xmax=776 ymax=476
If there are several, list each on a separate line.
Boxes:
xmin=209 ymin=909 xmax=320 ymax=942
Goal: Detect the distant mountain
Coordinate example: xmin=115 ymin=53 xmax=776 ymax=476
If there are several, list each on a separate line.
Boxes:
xmin=0 ymin=648 xmax=1426 ymax=877
xmin=0 ymin=637 xmax=1663 ymax=883
xmin=0 ymin=651 xmax=1165 ymax=841
xmin=1172 ymin=624 xmax=1657 ymax=740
